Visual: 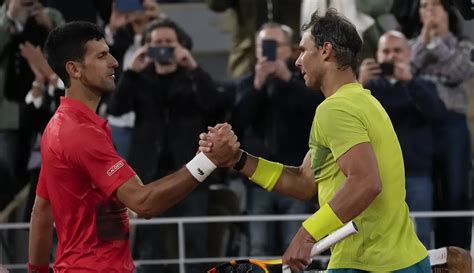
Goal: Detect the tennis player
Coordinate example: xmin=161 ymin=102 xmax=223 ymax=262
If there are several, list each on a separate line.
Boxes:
xmin=27 ymin=21 xmax=239 ymax=273
xmin=200 ymin=9 xmax=430 ymax=273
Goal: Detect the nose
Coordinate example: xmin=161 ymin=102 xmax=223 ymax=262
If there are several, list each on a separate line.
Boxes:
xmin=295 ymin=54 xmax=302 ymax=68
xmin=110 ymin=55 xmax=119 ymax=69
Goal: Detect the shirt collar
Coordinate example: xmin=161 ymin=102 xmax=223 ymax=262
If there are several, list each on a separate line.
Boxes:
xmin=59 ymin=97 xmax=108 ymax=128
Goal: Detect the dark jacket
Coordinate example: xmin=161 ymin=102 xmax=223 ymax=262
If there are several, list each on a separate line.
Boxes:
xmin=366 ymin=77 xmax=446 ymax=176
xmin=232 ymin=65 xmax=324 ymax=166
xmin=108 ymin=64 xmax=224 ymax=183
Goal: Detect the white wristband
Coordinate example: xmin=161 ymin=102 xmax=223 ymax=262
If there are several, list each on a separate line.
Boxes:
xmin=185 ymin=153 xmax=217 ymax=182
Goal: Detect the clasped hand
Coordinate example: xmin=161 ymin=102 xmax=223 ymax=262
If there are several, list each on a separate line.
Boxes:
xmin=198 ymin=123 xmax=240 ymax=168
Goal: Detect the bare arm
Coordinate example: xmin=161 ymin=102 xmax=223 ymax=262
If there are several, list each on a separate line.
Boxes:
xmin=239 ymin=151 xmax=317 ymax=201
xmin=116 ymin=168 xmax=199 ymax=219
xmin=329 ymin=142 xmax=382 ymax=222
xmin=28 ymin=196 xmax=54 ymax=265
xmin=116 ymin=123 xmax=240 ymax=219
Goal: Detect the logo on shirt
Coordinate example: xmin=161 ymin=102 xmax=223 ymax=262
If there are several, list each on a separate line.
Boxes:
xmin=197 ymin=168 xmax=204 ymax=175
xmin=107 ymin=160 xmax=125 ymax=176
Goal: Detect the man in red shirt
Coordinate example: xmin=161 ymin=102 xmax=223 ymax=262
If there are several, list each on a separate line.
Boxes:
xmin=27 ymin=21 xmax=239 ymax=273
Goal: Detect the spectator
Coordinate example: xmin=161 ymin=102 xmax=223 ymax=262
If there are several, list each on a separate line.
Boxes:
xmin=0 ymin=0 xmax=63 ymax=209
xmin=107 ymin=19 xmax=224 ymax=273
xmin=359 ymin=30 xmax=445 ymax=248
xmin=232 ymin=22 xmax=323 ymax=256
xmin=105 ymin=0 xmax=165 ymax=159
xmin=301 ymin=0 xmax=399 ymax=60
xmin=411 ymin=0 xmax=474 ymax=249
xmin=206 ymin=0 xmax=302 ymax=79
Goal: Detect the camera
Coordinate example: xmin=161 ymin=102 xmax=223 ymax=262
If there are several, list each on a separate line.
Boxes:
xmin=379 ymin=62 xmax=394 ymax=76
xmin=148 ymin=46 xmax=175 ymax=65
xmin=261 ymin=39 xmax=277 ymax=61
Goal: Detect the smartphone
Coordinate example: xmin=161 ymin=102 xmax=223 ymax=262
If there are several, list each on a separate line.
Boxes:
xmin=116 ymin=0 xmax=143 ymax=12
xmin=379 ymin=62 xmax=394 ymax=76
xmin=148 ymin=46 xmax=175 ymax=65
xmin=262 ymin=39 xmax=277 ymax=61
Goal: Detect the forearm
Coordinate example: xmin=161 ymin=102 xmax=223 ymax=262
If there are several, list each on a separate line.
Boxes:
xmin=240 ymin=153 xmax=316 ymax=201
xmin=133 ymin=168 xmax=200 ymax=218
xmin=28 ymin=208 xmax=54 ymax=264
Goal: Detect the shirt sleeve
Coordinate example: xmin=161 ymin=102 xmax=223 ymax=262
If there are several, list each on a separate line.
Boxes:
xmin=67 ymin=125 xmax=136 ymax=197
xmin=315 ymin=100 xmax=370 ymax=161
xmin=36 ymin=166 xmax=50 ymax=200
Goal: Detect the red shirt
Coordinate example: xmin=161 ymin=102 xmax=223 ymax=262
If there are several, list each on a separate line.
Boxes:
xmin=37 ymin=97 xmax=136 ymax=272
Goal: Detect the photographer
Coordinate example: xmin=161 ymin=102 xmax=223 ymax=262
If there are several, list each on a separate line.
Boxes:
xmin=231 ymin=23 xmax=323 ymax=256
xmin=107 ymin=19 xmax=223 ymax=273
xmin=358 ymin=30 xmax=445 ymax=248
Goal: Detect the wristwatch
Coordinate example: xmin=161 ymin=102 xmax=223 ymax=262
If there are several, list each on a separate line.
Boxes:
xmin=233 ymin=150 xmax=248 ymax=171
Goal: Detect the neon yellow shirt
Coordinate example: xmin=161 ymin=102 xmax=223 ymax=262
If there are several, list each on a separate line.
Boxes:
xmin=309 ymin=83 xmax=427 ymax=271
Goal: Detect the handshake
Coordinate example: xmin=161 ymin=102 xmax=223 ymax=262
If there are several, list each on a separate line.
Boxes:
xmin=185 ymin=123 xmax=244 ymax=183
xmin=198 ymin=123 xmax=241 ymax=168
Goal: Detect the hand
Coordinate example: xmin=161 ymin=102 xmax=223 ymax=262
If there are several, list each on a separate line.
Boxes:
xmin=198 ymin=123 xmax=228 ymax=153
xmin=129 ymin=45 xmax=151 ymax=72
xmin=420 ymin=14 xmax=438 ymax=44
xmin=282 ymin=226 xmax=316 ymax=272
xmin=254 ymin=58 xmax=277 ymax=90
xmin=20 ymin=42 xmax=55 ymax=80
xmin=31 ymin=3 xmax=53 ymax=31
xmin=199 ymin=123 xmax=240 ymax=168
xmin=175 ymin=46 xmax=197 ymax=70
xmin=109 ymin=3 xmax=128 ymax=35
xmin=273 ymin=60 xmax=291 ymax=82
xmin=358 ymin=58 xmax=381 ymax=86
xmin=393 ymin=62 xmax=413 ymax=82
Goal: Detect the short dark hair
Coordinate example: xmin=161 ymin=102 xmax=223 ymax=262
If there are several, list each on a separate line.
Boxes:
xmin=143 ymin=19 xmax=193 ymax=50
xmin=257 ymin=22 xmax=294 ymax=45
xmin=44 ymin=21 xmax=105 ymax=88
xmin=302 ymin=9 xmax=362 ymax=71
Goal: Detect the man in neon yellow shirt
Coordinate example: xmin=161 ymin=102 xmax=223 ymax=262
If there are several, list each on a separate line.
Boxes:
xmin=199 ymin=9 xmax=429 ymax=273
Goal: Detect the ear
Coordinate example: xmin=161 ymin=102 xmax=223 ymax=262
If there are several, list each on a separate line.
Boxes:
xmin=65 ymin=61 xmax=82 ymax=81
xmin=321 ymin=42 xmax=333 ymax=61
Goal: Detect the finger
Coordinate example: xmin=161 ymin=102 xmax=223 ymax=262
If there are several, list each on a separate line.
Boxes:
xmin=198 ymin=139 xmax=213 ymax=147
xmin=199 ymin=132 xmax=209 ymax=140
xmin=198 ymin=146 xmax=211 ymax=153
xmin=208 ymin=126 xmax=217 ymax=134
xmin=370 ymin=68 xmax=382 ymax=75
xmin=216 ymin=123 xmax=232 ymax=133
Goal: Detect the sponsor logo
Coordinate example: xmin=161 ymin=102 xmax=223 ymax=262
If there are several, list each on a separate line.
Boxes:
xmin=107 ymin=160 xmax=125 ymax=176
xmin=197 ymin=168 xmax=204 ymax=175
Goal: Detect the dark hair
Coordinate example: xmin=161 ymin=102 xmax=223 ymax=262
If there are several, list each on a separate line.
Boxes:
xmin=439 ymin=0 xmax=462 ymax=38
xmin=143 ymin=19 xmax=193 ymax=50
xmin=44 ymin=21 xmax=105 ymax=88
xmin=301 ymin=8 xmax=362 ymax=71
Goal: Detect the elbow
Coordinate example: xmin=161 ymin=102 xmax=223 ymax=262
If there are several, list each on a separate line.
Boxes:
xmin=367 ymin=176 xmax=382 ymax=200
xmin=133 ymin=203 xmax=157 ymax=220
xmin=133 ymin=200 xmax=168 ymax=219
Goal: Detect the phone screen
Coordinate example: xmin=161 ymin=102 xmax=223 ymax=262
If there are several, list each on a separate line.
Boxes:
xmin=116 ymin=0 xmax=143 ymax=12
xmin=379 ymin=62 xmax=394 ymax=76
xmin=262 ymin=39 xmax=277 ymax=61
xmin=148 ymin=46 xmax=175 ymax=65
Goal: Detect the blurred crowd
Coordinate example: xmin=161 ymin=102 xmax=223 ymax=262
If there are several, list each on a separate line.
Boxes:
xmin=0 ymin=0 xmax=473 ymax=271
